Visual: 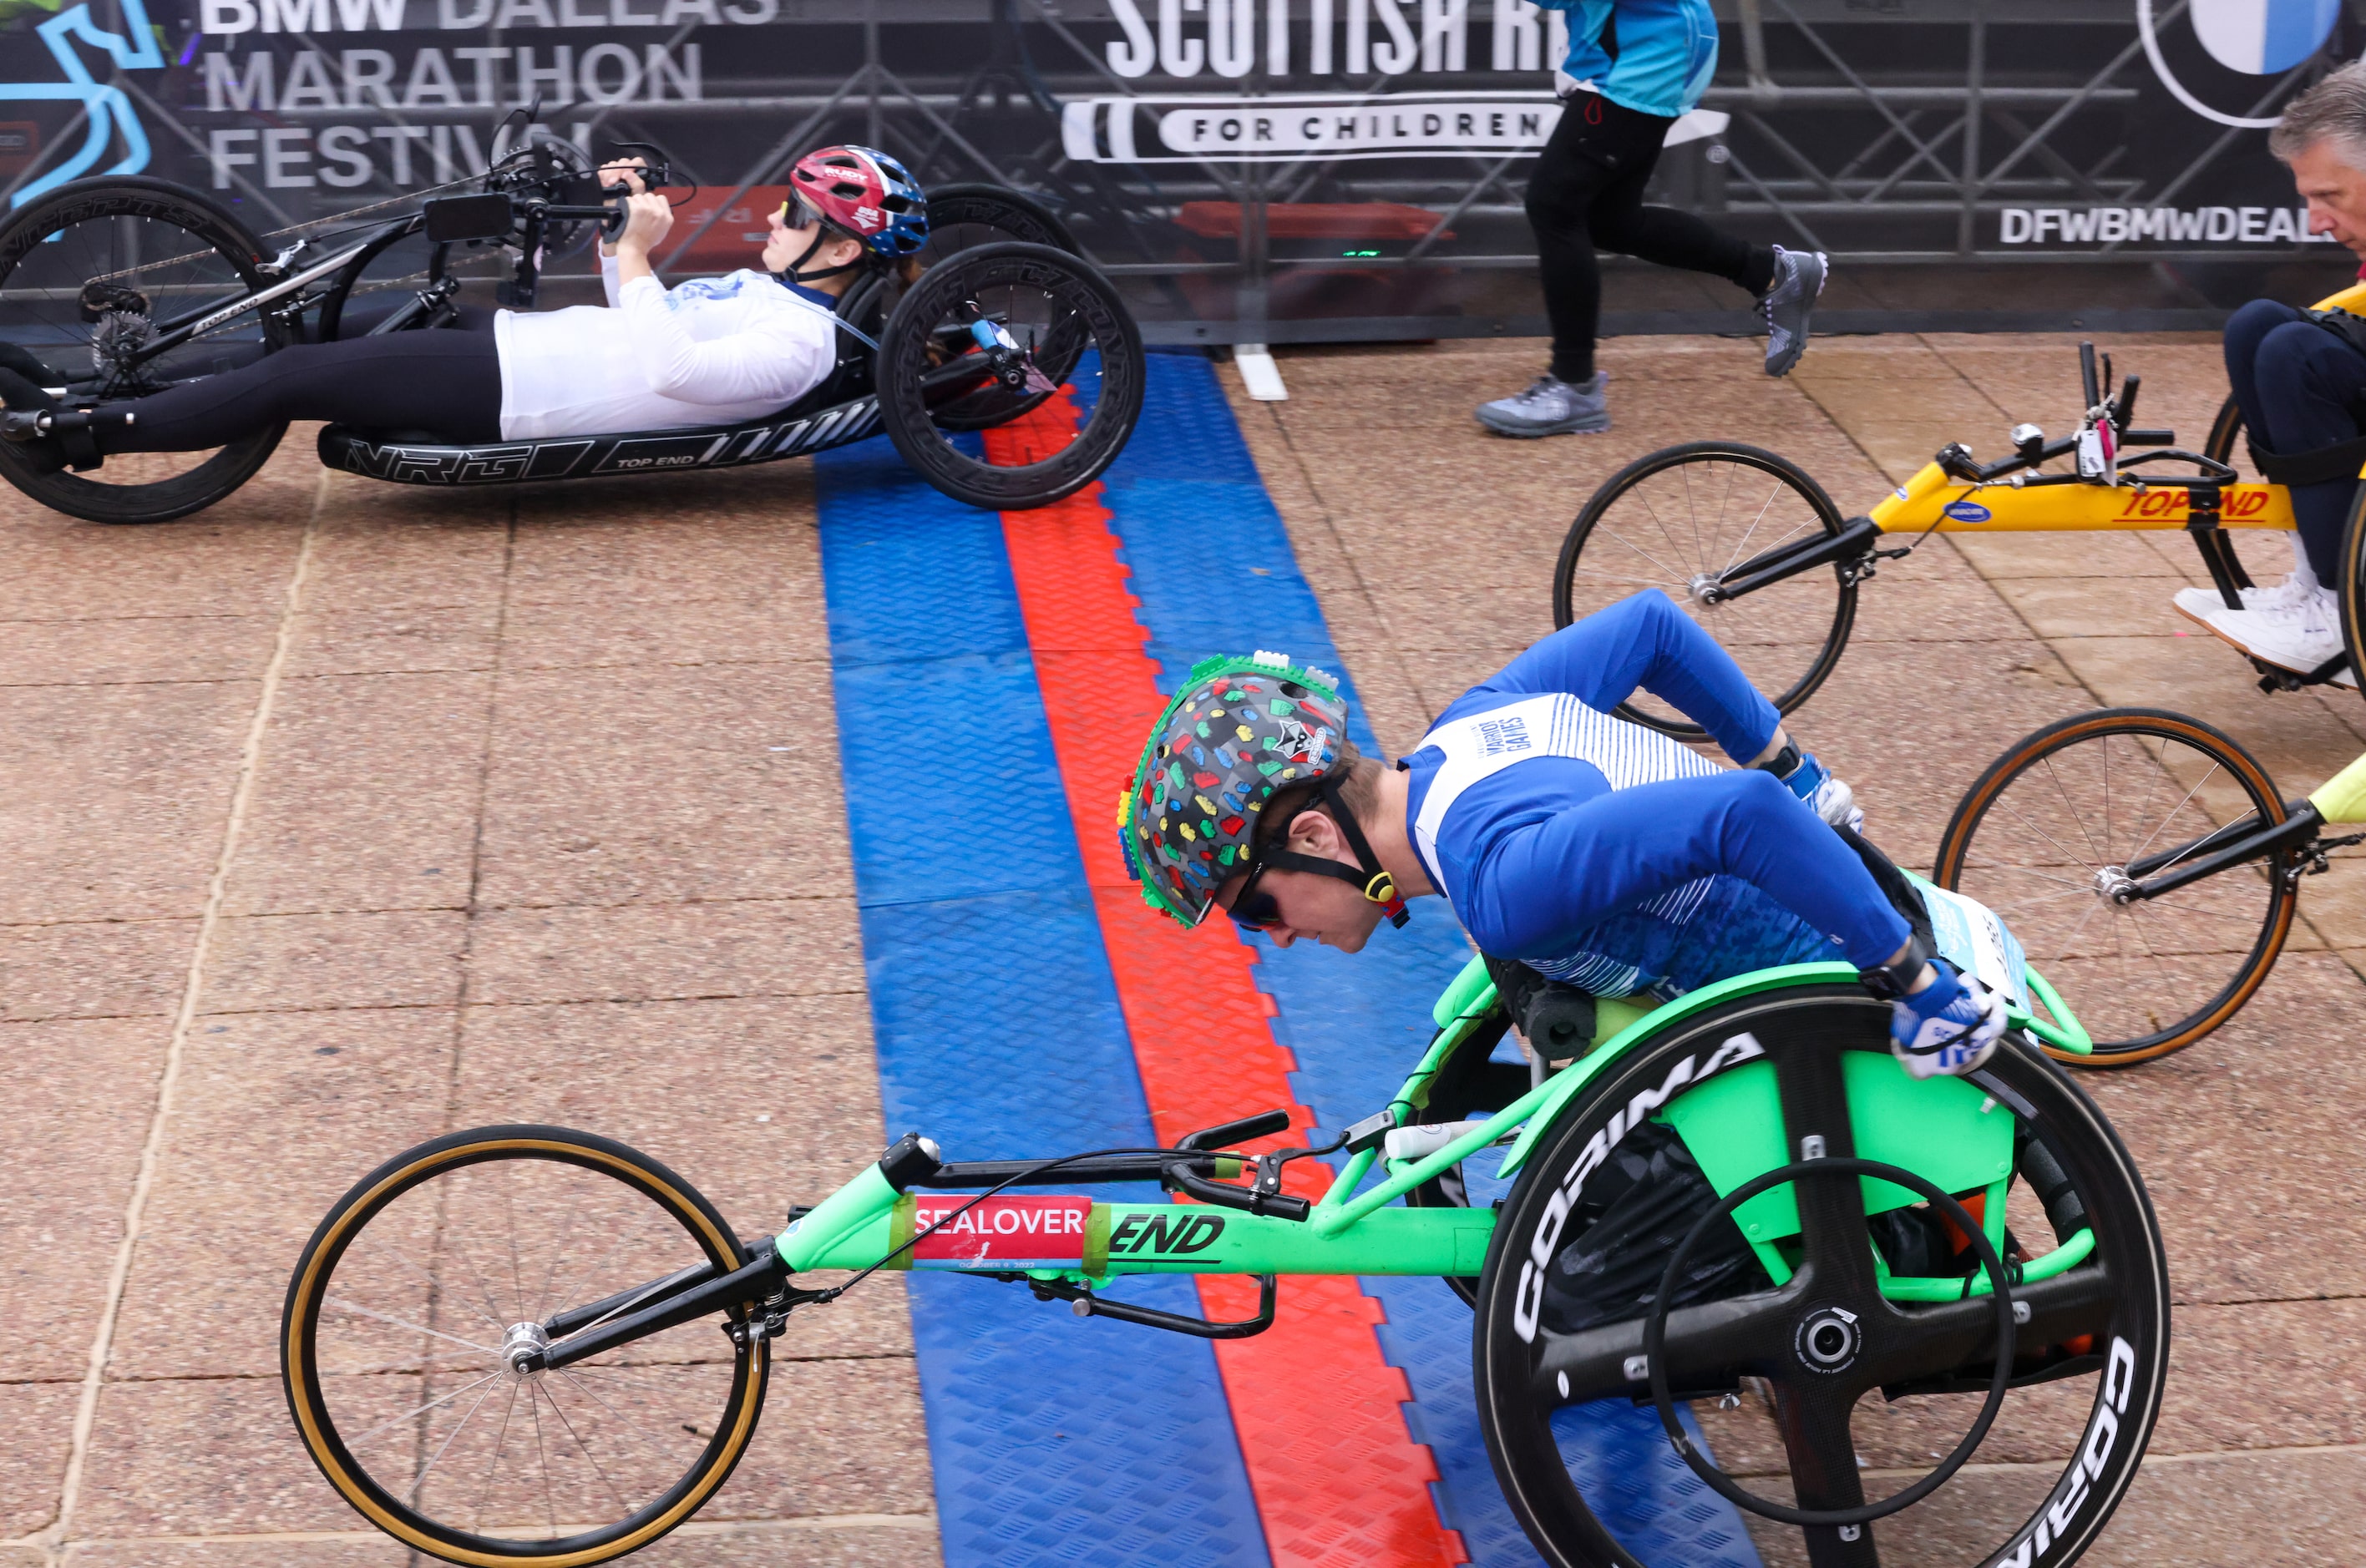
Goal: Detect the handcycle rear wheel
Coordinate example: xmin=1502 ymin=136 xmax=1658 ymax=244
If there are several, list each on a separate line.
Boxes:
xmin=876 ymin=240 xmax=1143 ymax=511
xmin=1934 ymin=707 xmax=2296 ymax=1065
xmin=282 ymin=1125 xmax=768 ymax=1565
xmin=1553 ymin=443 xmax=1857 ymax=740
xmin=1472 ymin=986 xmax=2168 ymax=1568
xmin=0 ymin=176 xmax=290 ymax=524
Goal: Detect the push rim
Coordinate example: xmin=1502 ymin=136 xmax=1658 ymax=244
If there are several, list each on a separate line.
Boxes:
xmin=0 ymin=177 xmax=289 ymax=524
xmin=1933 ymin=707 xmax=2294 ymax=1064
xmin=875 ymin=241 xmax=1143 ymax=511
xmin=1473 ymin=987 xmax=2169 ymax=1568
xmin=1553 ymin=442 xmax=1856 ymax=740
xmin=281 ymin=1126 xmax=766 ymax=1566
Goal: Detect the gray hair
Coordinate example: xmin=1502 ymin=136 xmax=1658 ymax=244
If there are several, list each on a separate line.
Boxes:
xmin=2271 ymin=60 xmax=2366 ymax=167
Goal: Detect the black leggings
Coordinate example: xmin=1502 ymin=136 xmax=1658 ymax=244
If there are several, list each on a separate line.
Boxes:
xmin=99 ymin=305 xmax=504 ymax=454
xmin=1528 ymin=94 xmax=1776 ymax=383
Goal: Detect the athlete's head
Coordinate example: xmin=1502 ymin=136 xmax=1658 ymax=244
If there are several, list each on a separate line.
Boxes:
xmin=1119 ymin=653 xmax=1407 ymax=951
xmin=771 ymin=145 xmax=930 ymax=288
xmin=2272 ymin=61 xmax=2366 ymax=256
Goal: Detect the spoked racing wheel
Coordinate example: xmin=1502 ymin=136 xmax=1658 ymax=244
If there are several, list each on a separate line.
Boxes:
xmin=0 ymin=177 xmax=291 ymax=524
xmin=282 ymin=1126 xmax=769 ymax=1565
xmin=1472 ymin=985 xmax=2169 ymax=1568
xmin=1935 ymin=708 xmax=2297 ymax=1064
xmin=1553 ymin=443 xmax=1857 ymax=739
xmin=874 ymin=240 xmax=1143 ymax=511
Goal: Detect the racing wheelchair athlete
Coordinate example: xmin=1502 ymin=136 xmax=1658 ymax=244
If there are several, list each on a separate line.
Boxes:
xmin=279 ymin=589 xmax=2167 ymax=1567
xmin=0 ymin=134 xmax=1141 ymax=523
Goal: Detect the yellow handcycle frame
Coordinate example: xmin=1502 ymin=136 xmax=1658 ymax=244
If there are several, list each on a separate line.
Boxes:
xmin=1866 ymin=281 xmax=2366 ymax=541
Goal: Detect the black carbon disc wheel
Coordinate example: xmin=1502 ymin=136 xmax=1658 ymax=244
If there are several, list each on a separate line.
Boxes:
xmin=876 ymin=240 xmax=1143 ymax=511
xmin=1935 ymin=708 xmax=2296 ymax=1065
xmin=0 ymin=176 xmax=289 ymax=524
xmin=1472 ymin=986 xmax=2169 ymax=1568
xmin=283 ymin=1125 xmax=768 ymax=1566
xmin=1553 ymin=443 xmax=1856 ymax=740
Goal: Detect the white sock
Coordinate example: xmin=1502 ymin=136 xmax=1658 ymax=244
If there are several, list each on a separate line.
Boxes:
xmin=2289 ymin=538 xmax=2320 ymax=594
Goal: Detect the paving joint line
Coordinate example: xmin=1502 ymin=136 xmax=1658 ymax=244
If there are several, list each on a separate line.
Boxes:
xmin=33 ymin=471 xmax=327 ymax=1565
xmin=1249 ymin=394 xmax=1434 ymax=740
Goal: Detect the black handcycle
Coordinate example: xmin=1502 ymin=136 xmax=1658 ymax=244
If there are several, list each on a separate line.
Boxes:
xmin=0 ymin=133 xmax=1142 ymax=524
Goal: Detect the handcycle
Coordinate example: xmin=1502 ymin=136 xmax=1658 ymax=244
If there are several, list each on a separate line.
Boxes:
xmin=1934 ymin=707 xmax=2366 ymax=1066
xmin=282 ymin=936 xmax=2170 ymax=1568
xmin=0 ymin=123 xmax=1141 ymax=525
xmin=1551 ymin=286 xmax=2366 ymax=740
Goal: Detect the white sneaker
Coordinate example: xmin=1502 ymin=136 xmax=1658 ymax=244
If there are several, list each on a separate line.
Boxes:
xmin=2203 ymin=587 xmax=2358 ymax=688
xmin=2172 ymin=569 xmax=2316 ymax=627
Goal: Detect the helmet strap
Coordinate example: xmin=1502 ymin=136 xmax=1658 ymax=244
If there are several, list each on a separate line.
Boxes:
xmin=776 ymin=225 xmax=864 ymax=286
xmin=1250 ymin=772 xmax=1409 ymax=929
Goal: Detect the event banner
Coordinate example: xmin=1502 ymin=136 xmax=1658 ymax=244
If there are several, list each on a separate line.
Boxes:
xmin=0 ymin=0 xmax=2348 ymax=334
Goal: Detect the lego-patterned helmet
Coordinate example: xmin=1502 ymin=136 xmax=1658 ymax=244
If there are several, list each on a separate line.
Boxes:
xmin=1117 ymin=651 xmax=1350 ymax=928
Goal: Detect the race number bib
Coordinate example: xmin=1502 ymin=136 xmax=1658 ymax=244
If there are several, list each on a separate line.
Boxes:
xmin=1913 ymin=879 xmax=2029 ymax=1008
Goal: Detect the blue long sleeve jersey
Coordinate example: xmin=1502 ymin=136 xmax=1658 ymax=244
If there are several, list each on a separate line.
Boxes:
xmin=1401 ymin=592 xmax=1910 ymax=1000
xmin=1536 ymin=0 xmax=1718 ymax=120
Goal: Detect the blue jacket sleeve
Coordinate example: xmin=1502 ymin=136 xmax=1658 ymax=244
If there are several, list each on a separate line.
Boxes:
xmin=1472 ymin=590 xmax=1781 ymax=764
xmin=1457 ymin=770 xmax=1911 ymax=969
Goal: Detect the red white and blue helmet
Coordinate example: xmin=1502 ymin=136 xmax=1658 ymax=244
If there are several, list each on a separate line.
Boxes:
xmin=787 ymin=144 xmax=930 ymax=259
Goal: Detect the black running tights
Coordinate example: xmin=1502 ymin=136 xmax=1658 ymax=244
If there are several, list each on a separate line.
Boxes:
xmin=1528 ymin=94 xmax=1776 ymax=384
xmin=99 ymin=306 xmax=504 ymax=454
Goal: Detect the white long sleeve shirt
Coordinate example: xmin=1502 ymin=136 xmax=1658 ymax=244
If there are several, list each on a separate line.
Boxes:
xmin=490 ymin=253 xmax=843 ymax=440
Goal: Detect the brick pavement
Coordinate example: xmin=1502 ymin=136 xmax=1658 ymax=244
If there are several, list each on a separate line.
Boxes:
xmin=6 ymin=331 xmax=2365 ymax=1567
xmin=1225 ymin=331 xmax=2366 ymax=1565
xmin=0 ymin=449 xmax=935 ymax=1566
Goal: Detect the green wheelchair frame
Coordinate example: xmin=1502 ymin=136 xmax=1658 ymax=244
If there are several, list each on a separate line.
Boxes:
xmin=283 ymin=934 xmax=2156 ymax=1568
xmin=785 ymin=955 xmax=2093 ymax=1297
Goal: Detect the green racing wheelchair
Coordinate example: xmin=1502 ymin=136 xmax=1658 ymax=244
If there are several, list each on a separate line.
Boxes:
xmin=282 ymin=938 xmax=2168 ymax=1568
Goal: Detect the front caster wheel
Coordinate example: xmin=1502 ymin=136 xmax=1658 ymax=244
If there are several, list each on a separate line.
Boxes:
xmin=282 ymin=1125 xmax=768 ymax=1565
xmin=1934 ymin=707 xmax=2296 ymax=1064
xmin=1553 ymin=443 xmax=1857 ymax=739
xmin=1472 ymin=986 xmax=2169 ymax=1567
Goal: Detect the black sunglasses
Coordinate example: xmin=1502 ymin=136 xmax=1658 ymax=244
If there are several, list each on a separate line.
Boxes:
xmin=1225 ymin=857 xmax=1285 ymax=932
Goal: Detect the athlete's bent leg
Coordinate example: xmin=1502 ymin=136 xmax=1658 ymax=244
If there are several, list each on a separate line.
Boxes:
xmin=2193 ymin=311 xmax=2366 ymax=683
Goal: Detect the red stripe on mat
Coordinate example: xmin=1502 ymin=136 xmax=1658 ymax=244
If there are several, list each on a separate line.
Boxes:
xmin=987 ymin=396 xmax=1466 ymax=1568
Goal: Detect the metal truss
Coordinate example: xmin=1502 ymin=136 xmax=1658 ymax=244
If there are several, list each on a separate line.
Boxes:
xmin=1 ymin=0 xmax=2343 ymax=340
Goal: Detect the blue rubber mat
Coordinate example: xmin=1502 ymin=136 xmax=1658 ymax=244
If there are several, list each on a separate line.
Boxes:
xmin=816 ymin=436 xmax=1272 ymax=1568
xmin=1096 ymin=353 xmax=1766 ymax=1568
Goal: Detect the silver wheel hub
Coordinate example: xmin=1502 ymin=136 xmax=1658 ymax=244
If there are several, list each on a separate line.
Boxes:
xmin=502 ymin=1320 xmax=550 ymax=1378
xmin=1685 ymin=572 xmax=1725 ymax=608
xmin=2093 ymin=865 xmax=2139 ymax=905
xmin=1795 ymin=1305 xmax=1862 ymax=1374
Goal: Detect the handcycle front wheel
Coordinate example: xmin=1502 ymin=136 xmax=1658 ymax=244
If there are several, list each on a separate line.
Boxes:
xmin=1553 ymin=443 xmax=1857 ymax=740
xmin=0 ymin=176 xmax=291 ymax=524
xmin=1472 ymin=985 xmax=2169 ymax=1568
xmin=282 ymin=1125 xmax=768 ymax=1566
xmin=838 ymin=184 xmax=1082 ymax=434
xmin=1934 ymin=707 xmax=2297 ymax=1065
xmin=875 ymin=240 xmax=1144 ymax=512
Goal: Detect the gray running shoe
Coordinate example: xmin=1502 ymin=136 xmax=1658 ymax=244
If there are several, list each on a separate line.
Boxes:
xmin=1759 ymin=246 xmax=1826 ymax=377
xmin=1476 ymin=372 xmax=1609 ymax=438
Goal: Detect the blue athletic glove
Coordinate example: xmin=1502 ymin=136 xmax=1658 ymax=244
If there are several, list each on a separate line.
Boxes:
xmin=1776 ymin=748 xmax=1866 ymax=834
xmin=1889 ymin=958 xmax=2006 ymax=1080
